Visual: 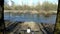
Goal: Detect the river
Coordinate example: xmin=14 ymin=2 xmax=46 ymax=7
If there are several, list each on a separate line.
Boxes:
xmin=4 ymin=12 xmax=57 ymax=24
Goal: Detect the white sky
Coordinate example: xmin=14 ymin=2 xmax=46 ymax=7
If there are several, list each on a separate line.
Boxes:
xmin=7 ymin=0 xmax=12 ymax=6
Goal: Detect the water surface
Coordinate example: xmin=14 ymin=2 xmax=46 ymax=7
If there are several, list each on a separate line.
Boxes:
xmin=4 ymin=12 xmax=57 ymax=24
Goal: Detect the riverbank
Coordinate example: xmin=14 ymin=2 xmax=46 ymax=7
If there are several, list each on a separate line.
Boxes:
xmin=4 ymin=10 xmax=57 ymax=15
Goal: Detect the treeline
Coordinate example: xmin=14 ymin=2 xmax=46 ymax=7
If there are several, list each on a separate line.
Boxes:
xmin=4 ymin=1 xmax=58 ymax=11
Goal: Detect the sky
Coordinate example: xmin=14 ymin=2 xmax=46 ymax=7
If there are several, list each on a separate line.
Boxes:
xmin=6 ymin=0 xmax=58 ymax=6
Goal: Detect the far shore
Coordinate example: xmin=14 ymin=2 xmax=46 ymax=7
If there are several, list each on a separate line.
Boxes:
xmin=4 ymin=10 xmax=57 ymax=15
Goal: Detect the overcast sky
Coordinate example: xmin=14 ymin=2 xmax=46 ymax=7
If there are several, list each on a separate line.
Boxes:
xmin=6 ymin=0 xmax=58 ymax=6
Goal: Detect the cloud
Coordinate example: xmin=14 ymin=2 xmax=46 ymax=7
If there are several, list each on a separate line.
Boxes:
xmin=39 ymin=0 xmax=43 ymax=5
xmin=7 ymin=0 xmax=12 ymax=6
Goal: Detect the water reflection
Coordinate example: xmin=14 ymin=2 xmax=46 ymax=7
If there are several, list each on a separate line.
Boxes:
xmin=4 ymin=13 xmax=56 ymax=24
